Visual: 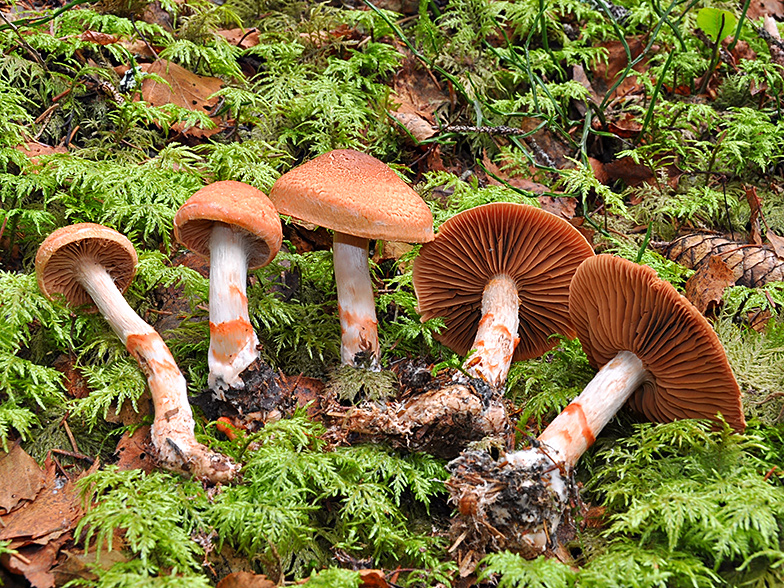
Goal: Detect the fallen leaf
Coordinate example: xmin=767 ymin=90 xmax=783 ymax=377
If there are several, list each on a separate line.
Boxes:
xmin=684 ymin=255 xmax=735 ymax=315
xmin=115 ymin=426 xmax=155 ymax=473
xmin=0 ymin=458 xmax=98 ymax=550
xmin=216 ymin=571 xmax=276 ymax=588
xmin=538 ymin=196 xmax=577 ymax=220
xmin=592 ymin=37 xmax=650 ymax=102
xmin=0 ymin=442 xmax=46 ymax=515
xmin=746 ymin=186 xmax=763 ymax=245
xmin=603 ymin=157 xmax=654 ymax=187
xmin=747 ymin=0 xmax=784 ymax=21
xmin=0 ymin=534 xmax=69 ymax=588
xmin=140 ymin=59 xmax=225 ymax=138
xmin=15 ymin=142 xmax=67 ymax=164
xmin=50 ymin=543 xmax=128 ymax=586
xmin=606 ymin=112 xmax=643 ymax=139
xmin=389 ymin=110 xmax=436 ymax=143
xmin=216 ymin=28 xmax=260 ymax=49
xmin=358 ymin=569 xmax=389 ymax=587
xmin=767 ymin=231 xmax=784 ymax=258
xmin=79 ymin=30 xmax=120 ymax=45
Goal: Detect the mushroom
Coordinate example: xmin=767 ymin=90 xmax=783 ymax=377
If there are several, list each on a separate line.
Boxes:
xmin=447 ymin=254 xmax=744 ymax=556
xmin=269 ymin=149 xmax=434 ymax=369
xmin=36 ymin=223 xmax=237 ymax=483
xmin=413 ymin=202 xmax=595 ymax=388
xmin=174 ymin=181 xmax=282 ymax=394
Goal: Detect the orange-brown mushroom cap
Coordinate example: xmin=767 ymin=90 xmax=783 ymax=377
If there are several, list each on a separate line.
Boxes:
xmin=413 ymin=203 xmax=595 ymax=362
xmin=174 ymin=180 xmax=283 ymax=270
xmin=568 ymin=255 xmax=745 ymax=432
xmin=36 ymin=223 xmax=138 ymax=311
xmin=269 ymin=150 xmax=434 ymax=243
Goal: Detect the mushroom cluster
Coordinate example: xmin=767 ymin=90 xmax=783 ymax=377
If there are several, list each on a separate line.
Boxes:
xmin=33 ymin=150 xmax=745 ymax=557
xmin=446 ymin=254 xmax=744 ymax=555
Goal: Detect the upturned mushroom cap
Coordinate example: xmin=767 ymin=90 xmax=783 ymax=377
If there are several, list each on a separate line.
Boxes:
xmin=413 ymin=202 xmax=595 ymax=361
xmin=174 ymin=181 xmax=283 ymax=269
xmin=269 ymin=149 xmax=434 ymax=243
xmin=36 ymin=223 xmax=138 ymax=311
xmin=568 ymin=255 xmax=745 ymax=432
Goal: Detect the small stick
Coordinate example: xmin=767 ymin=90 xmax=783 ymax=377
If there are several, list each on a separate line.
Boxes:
xmin=63 ymin=418 xmax=80 ymax=454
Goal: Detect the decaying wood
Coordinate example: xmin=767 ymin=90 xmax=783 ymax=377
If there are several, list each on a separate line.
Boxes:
xmin=651 ymin=234 xmax=784 ymax=287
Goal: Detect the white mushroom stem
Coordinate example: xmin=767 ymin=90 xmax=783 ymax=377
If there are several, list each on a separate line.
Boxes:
xmin=75 ymin=258 xmax=237 ymax=483
xmin=536 ymin=350 xmax=647 ymax=467
xmin=463 ymin=274 xmax=520 ymax=388
xmin=333 ymin=231 xmax=380 ymax=370
xmin=208 ymin=224 xmax=259 ymax=392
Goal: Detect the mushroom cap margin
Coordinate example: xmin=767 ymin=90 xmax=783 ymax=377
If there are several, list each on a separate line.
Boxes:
xmin=174 ymin=180 xmax=283 ymax=270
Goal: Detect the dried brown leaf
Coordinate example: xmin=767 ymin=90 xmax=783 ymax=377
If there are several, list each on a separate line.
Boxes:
xmin=140 ymin=59 xmax=225 ymax=138
xmin=0 ymin=442 xmax=46 ymax=515
xmin=216 ymin=571 xmax=276 ymax=588
xmin=684 ymin=255 xmax=735 ymax=315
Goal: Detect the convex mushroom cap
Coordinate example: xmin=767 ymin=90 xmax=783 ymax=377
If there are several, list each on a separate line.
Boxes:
xmin=569 ymin=254 xmax=745 ymax=431
xmin=269 ymin=149 xmax=434 ymax=243
xmin=36 ymin=222 xmax=137 ymax=311
xmin=174 ymin=180 xmax=282 ymax=269
xmin=269 ymin=149 xmax=434 ymax=369
xmin=413 ymin=202 xmax=594 ymax=386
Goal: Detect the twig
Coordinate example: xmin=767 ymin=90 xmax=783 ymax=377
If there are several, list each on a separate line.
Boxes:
xmin=62 ymin=418 xmax=80 ymax=454
xmin=51 ymin=447 xmax=95 ymax=464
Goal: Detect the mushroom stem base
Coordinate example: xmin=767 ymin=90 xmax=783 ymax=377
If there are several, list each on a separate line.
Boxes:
xmin=333 ymin=232 xmax=380 ymax=370
xmin=447 ymin=447 xmax=576 ymax=557
xmin=208 ymin=224 xmax=259 ymax=393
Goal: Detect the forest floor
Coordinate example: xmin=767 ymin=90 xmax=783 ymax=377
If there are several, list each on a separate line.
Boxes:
xmin=2 ymin=0 xmax=784 ymax=586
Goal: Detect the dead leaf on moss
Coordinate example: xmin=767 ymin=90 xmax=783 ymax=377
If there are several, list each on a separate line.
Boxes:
xmin=538 ymin=196 xmax=577 ymax=220
xmin=217 ymin=28 xmax=260 ymax=49
xmin=746 ymin=186 xmax=764 ymax=245
xmin=606 ymin=112 xmax=642 ymax=139
xmin=79 ymin=30 xmax=120 ymax=45
xmin=216 ymin=571 xmax=276 ymax=588
xmin=358 ymin=569 xmax=389 ymax=587
xmin=15 ymin=142 xmax=67 ymax=164
xmin=483 ymin=151 xmax=550 ymax=194
xmin=115 ymin=426 xmax=155 ymax=473
xmin=748 ymin=0 xmax=784 ymax=20
xmin=767 ymin=230 xmax=784 ymax=258
xmin=0 ymin=442 xmax=46 ymax=515
xmin=140 ymin=59 xmax=225 ymax=138
xmin=1 ymin=534 xmax=69 ymax=588
xmin=592 ymin=37 xmax=650 ymax=102
xmin=684 ymin=255 xmax=735 ymax=315
xmin=0 ymin=458 xmax=97 ymax=550
xmin=390 ymin=110 xmax=436 ymax=143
